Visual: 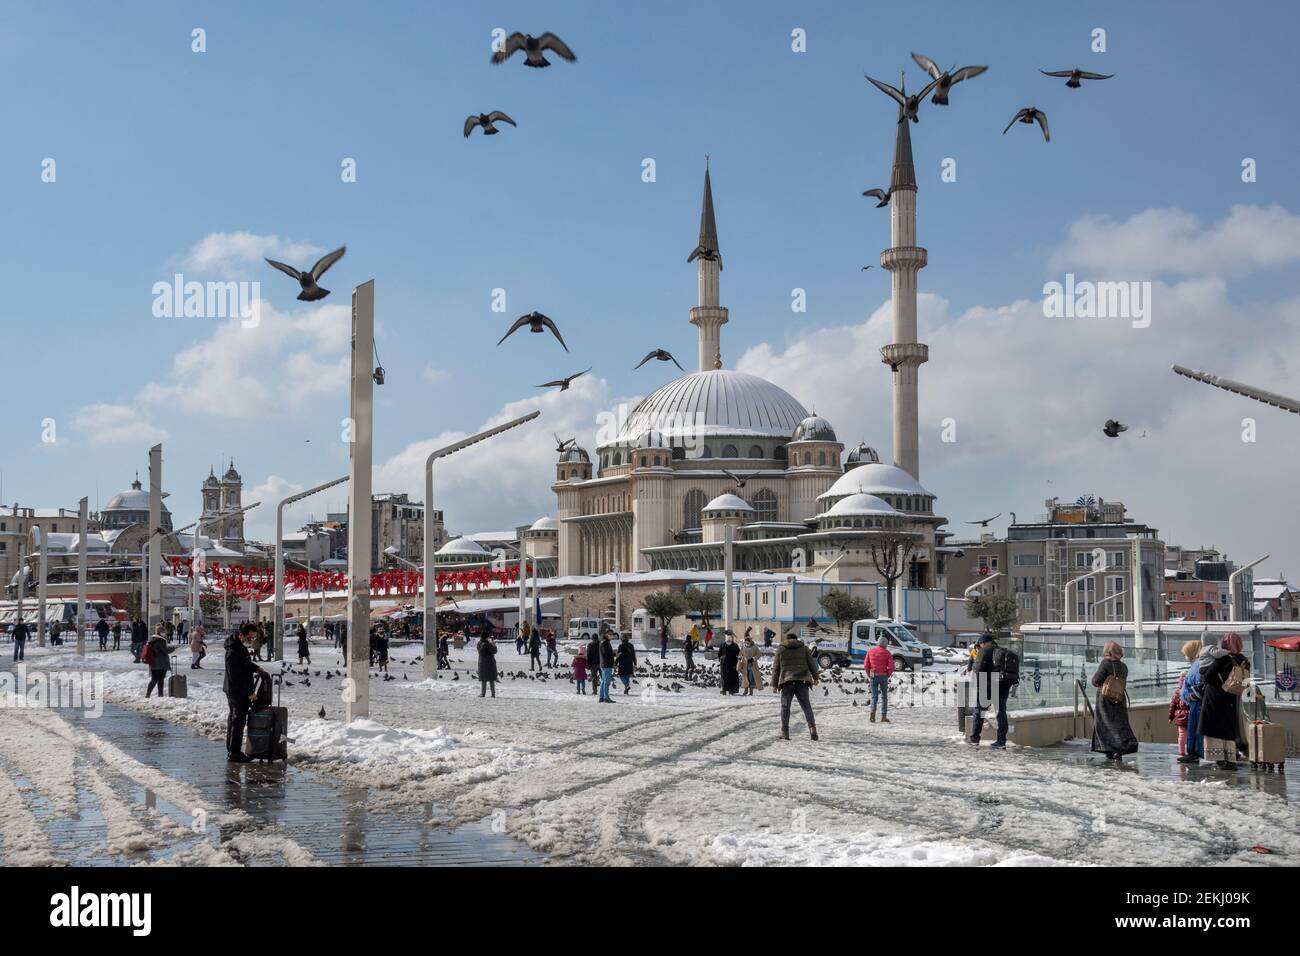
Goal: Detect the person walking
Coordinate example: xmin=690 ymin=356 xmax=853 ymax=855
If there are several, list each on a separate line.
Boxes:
xmin=704 ymin=624 xmax=714 ymax=651
xmin=598 ymin=628 xmax=616 ymax=703
xmin=1198 ymin=633 xmax=1249 ymax=770
xmin=545 ymin=629 xmax=558 ymax=668
xmin=572 ymin=647 xmax=589 ymax=695
xmin=763 ymin=627 xmax=775 ymax=648
xmin=296 ymin=621 xmax=310 ymax=665
xmin=615 ymin=634 xmax=637 ymax=695
xmin=517 ymin=620 xmax=528 ymax=656
xmin=586 ymin=632 xmax=602 ymax=700
xmin=771 ymin=631 xmax=819 ymax=741
xmin=865 ymin=634 xmax=896 ymax=723
xmin=12 ymin=617 xmax=29 ymax=662
xmin=477 ymin=632 xmax=499 ymax=698
xmin=719 ymin=630 xmax=741 ymax=695
xmin=966 ymin=633 xmax=1014 ymax=748
xmin=738 ymin=632 xmax=763 ymax=696
xmin=49 ymin=620 xmax=62 ymax=647
xmin=1090 ymin=641 xmax=1139 ymax=761
xmin=682 ymin=630 xmax=696 ymax=680
xmin=95 ymin=616 xmax=110 ymax=651
xmin=111 ymin=619 xmax=122 ymax=650
xmin=189 ymin=621 xmax=207 ymax=669
xmin=1179 ymin=641 xmax=1207 ymax=764
xmin=223 ymin=623 xmax=263 ymax=762
xmin=660 ymin=622 xmax=670 ymax=660
xmin=143 ymin=628 xmax=172 ymax=698
xmin=130 ymin=617 xmax=146 ymax=662
xmin=437 ymin=633 xmax=450 ymax=670
xmin=1170 ymin=640 xmax=1200 ymax=760
xmin=250 ymin=623 xmax=264 ymax=662
xmin=528 ymin=626 xmax=543 ymax=672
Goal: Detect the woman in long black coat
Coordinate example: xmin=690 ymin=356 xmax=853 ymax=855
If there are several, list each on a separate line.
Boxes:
xmin=1091 ymin=641 xmax=1138 ymax=760
xmin=1198 ymin=632 xmax=1248 ymax=769
xmin=719 ymin=632 xmax=742 ymax=695
xmin=477 ymin=635 xmax=498 ymax=698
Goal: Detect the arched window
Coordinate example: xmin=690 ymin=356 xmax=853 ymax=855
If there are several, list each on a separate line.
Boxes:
xmin=639 ymin=456 xmax=647 ymax=468
xmin=653 ymin=455 xmax=661 ymax=467
xmin=817 ymin=450 xmax=827 ymax=466
xmin=613 ymin=450 xmax=623 ymax=467
xmin=569 ymin=468 xmax=577 ymax=478
xmin=672 ymin=445 xmax=686 ymax=461
xmin=752 ymin=488 xmax=777 ymax=523
xmin=748 ymin=444 xmax=763 ymax=459
xmin=774 ymin=445 xmax=787 ymax=462
xmin=722 ymin=444 xmax=739 ymax=458
xmin=700 ymin=445 xmax=713 ymax=459
xmin=683 ymin=489 xmax=707 ymax=530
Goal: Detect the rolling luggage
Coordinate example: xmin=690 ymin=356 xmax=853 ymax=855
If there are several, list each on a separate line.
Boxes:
xmin=167 ymin=655 xmax=188 ymax=698
xmin=1247 ymin=720 xmax=1286 ymax=772
xmin=244 ymin=673 xmax=288 ymax=762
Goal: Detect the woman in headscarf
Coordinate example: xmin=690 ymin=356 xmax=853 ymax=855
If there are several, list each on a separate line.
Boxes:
xmin=1198 ymin=633 xmax=1249 ymax=770
xmin=1090 ymin=641 xmax=1138 ymax=761
xmin=719 ymin=630 xmax=741 ymax=695
xmin=1170 ymin=639 xmax=1200 ymax=761
xmin=738 ymin=632 xmax=764 ymax=696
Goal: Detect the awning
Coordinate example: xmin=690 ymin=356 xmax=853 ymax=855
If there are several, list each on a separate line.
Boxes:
xmin=1264 ymin=635 xmax=1300 ymax=651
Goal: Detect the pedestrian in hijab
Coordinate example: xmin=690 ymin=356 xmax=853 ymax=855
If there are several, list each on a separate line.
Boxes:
xmin=1091 ymin=641 xmax=1138 ymax=761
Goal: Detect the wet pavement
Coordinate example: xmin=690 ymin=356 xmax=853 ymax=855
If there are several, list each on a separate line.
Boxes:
xmin=3 ymin=688 xmax=542 ymax=866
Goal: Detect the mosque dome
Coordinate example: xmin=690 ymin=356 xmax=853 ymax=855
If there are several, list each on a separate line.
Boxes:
xmin=104 ymin=478 xmax=169 ymax=516
xmin=791 ymin=414 xmax=837 ymax=443
xmin=612 ymin=369 xmax=809 ymax=446
xmin=844 ymin=441 xmax=881 ymax=468
xmin=822 ymin=493 xmax=900 ymax=519
xmin=819 ymin=462 xmax=932 ymax=502
xmin=703 ymin=493 xmax=754 ymax=516
xmin=528 ymin=516 xmax=559 ymax=533
xmin=558 ymin=443 xmax=590 ymax=464
xmin=435 ymin=536 xmax=489 ymax=557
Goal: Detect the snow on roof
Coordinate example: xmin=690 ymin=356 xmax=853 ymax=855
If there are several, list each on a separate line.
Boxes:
xmin=819 ymin=462 xmax=932 ymax=500
xmin=821 ymin=493 xmax=901 ymax=519
xmin=703 ymin=493 xmax=753 ymax=513
xmin=529 ymin=516 xmax=559 ymax=532
xmin=436 ymin=536 xmax=489 ymax=556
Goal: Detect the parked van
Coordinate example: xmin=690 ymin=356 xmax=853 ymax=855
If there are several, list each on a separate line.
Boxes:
xmin=809 ymin=618 xmax=934 ymax=671
xmin=567 ymin=617 xmax=603 ymax=643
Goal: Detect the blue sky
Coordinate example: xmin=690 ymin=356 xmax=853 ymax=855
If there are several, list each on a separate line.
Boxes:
xmin=3 ymin=1 xmax=1299 ymax=574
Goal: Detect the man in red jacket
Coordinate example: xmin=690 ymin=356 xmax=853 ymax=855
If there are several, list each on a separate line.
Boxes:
xmin=865 ymin=636 xmax=895 ymax=723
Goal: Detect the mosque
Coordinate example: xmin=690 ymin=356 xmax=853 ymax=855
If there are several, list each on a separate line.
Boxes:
xmin=551 ymin=119 xmax=948 ymax=592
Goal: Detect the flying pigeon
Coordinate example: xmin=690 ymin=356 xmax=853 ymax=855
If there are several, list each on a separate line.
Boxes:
xmin=463 ymin=111 xmax=517 ymax=137
xmin=862 ymin=187 xmax=891 ymax=208
xmin=264 ymin=246 xmax=346 ymax=302
xmin=910 ymin=53 xmax=988 ymax=105
xmin=536 ymin=367 xmax=590 ymax=391
xmin=497 ymin=312 xmax=569 ymax=352
xmin=1003 ymin=108 xmax=1050 ymax=142
xmin=861 ymin=266 xmax=873 ymax=271
xmin=965 ymin=513 xmax=1002 ymax=527
xmin=553 ymin=433 xmax=576 ymax=453
xmin=720 ymin=468 xmax=755 ymax=490
xmin=1103 ymin=420 xmax=1128 ymax=438
xmin=491 ymin=32 xmax=576 ymax=68
xmin=1041 ymin=68 xmax=1114 ymax=89
xmin=865 ymin=72 xmax=939 ymax=123
xmin=634 ymin=348 xmax=684 ymax=371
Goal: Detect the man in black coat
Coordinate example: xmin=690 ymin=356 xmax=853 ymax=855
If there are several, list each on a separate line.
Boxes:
xmin=598 ymin=628 xmax=617 ymax=703
xmin=223 ymin=622 xmax=264 ymax=762
xmin=719 ymin=630 xmax=742 ymax=695
xmin=528 ymin=627 xmax=542 ymax=672
xmin=966 ymin=633 xmax=1009 ymax=747
xmin=12 ymin=618 xmax=29 ymax=661
xmin=682 ymin=631 xmax=695 ymax=679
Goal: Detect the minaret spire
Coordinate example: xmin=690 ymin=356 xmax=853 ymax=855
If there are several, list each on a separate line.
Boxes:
xmin=688 ymin=156 xmax=728 ymax=371
xmin=879 ymin=81 xmax=929 ymax=479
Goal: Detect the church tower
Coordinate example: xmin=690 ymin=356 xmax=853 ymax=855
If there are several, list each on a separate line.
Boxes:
xmin=879 ymin=78 xmax=929 ymax=480
xmin=688 ymin=159 xmax=728 ymax=371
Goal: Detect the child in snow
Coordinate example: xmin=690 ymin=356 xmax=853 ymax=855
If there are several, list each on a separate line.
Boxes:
xmin=572 ymin=648 xmax=589 ymax=694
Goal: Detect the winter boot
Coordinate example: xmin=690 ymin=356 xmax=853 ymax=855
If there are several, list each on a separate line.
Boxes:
xmin=779 ymin=727 xmax=790 ymax=740
xmin=880 ymin=716 xmax=890 ymax=723
xmin=809 ymin=725 xmax=819 ymax=741
xmin=869 ymin=711 xmax=876 ymax=723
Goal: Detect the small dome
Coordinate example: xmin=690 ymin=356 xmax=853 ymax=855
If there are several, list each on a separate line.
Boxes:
xmin=559 ymin=444 xmax=590 ymax=464
xmin=104 ymin=478 xmax=170 ymax=515
xmin=845 ymin=441 xmax=880 ymax=466
xmin=703 ymin=493 xmax=754 ymax=515
xmin=529 ymin=516 xmax=559 ymax=533
xmin=436 ymin=536 xmax=488 ymax=556
xmin=823 ymin=493 xmax=901 ymax=519
xmin=791 ymin=415 xmax=837 ymax=443
xmin=819 ymin=462 xmax=932 ymax=501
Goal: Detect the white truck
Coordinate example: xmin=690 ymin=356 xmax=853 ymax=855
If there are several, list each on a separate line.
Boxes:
xmin=807 ymin=618 xmax=934 ymax=672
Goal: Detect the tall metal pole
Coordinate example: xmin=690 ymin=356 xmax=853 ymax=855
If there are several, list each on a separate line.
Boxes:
xmin=421 ymin=410 xmax=541 ymax=678
xmin=1229 ymin=553 xmax=1269 ymax=622
xmin=517 ymin=542 xmax=526 ymax=633
xmin=147 ymin=444 xmax=163 ymax=632
xmin=35 ymin=527 xmax=47 ymax=647
xmin=1132 ymin=536 xmax=1144 ymax=648
xmin=722 ymin=526 xmax=733 ymax=634
xmin=347 ymin=280 xmax=376 ymax=722
xmin=275 ymin=476 xmax=347 ymax=660
xmin=76 ymin=498 xmax=88 ymax=655
xmin=614 ymin=559 xmax=622 ymax=635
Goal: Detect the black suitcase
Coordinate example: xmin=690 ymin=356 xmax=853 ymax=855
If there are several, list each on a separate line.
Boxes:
xmin=244 ymin=674 xmax=288 ymax=761
xmin=167 ymin=655 xmax=188 ymax=698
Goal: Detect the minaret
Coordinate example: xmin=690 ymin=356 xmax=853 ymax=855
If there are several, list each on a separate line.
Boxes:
xmin=688 ymin=158 xmax=728 ymax=372
xmin=879 ymin=77 xmax=929 ymax=479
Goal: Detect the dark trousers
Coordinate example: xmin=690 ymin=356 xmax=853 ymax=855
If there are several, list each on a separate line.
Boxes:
xmin=780 ymin=682 xmax=816 ymax=733
xmin=970 ymin=681 xmax=1011 ymax=744
xmin=13 ymin=640 xmax=25 ymax=661
xmin=99 ymin=634 xmax=108 ymax=650
xmin=113 ymin=634 xmax=122 ymax=650
xmin=684 ymin=656 xmax=694 ymax=679
xmin=530 ymin=649 xmax=541 ymax=671
xmin=226 ymin=695 xmax=251 ymax=754
xmin=146 ymin=671 xmax=166 ymax=697
xmin=480 ymin=679 xmax=495 ymax=697
xmin=661 ymin=639 xmax=668 ymax=659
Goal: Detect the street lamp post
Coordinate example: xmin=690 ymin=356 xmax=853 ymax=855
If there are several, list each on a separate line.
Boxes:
xmin=275 ymin=476 xmax=348 ymax=661
xmin=1064 ymin=550 xmax=1108 ymax=624
xmin=422 ymin=410 xmax=541 ymax=678
xmin=1229 ymin=553 xmax=1269 ymax=622
xmin=76 ymin=497 xmax=88 ymax=655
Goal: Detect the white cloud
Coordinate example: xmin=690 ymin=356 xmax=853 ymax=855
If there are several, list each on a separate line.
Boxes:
xmin=422 ymin=365 xmax=450 ymax=384
xmin=1050 ymin=204 xmax=1300 ymax=279
xmin=180 ymin=232 xmax=324 ymax=275
xmin=73 ymin=403 xmax=169 ymax=446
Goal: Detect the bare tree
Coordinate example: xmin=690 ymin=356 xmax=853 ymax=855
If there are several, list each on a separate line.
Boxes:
xmin=868 ymin=535 xmax=915 ymax=619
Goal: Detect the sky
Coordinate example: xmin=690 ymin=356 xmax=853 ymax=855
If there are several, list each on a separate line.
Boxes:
xmin=2 ymin=0 xmax=1298 ymax=578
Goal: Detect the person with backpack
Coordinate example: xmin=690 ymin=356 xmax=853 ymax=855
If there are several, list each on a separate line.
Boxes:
xmin=224 ymin=623 xmax=264 ymax=762
xmin=143 ymin=628 xmax=173 ymax=698
xmin=865 ymin=634 xmax=896 ymax=723
xmin=1198 ymin=633 xmax=1249 ymax=770
xmin=771 ymin=631 xmax=819 ymax=741
xmin=1179 ymin=640 xmax=1206 ymax=764
xmin=1090 ymin=641 xmax=1138 ymax=761
xmin=966 ymin=633 xmax=1019 ymax=749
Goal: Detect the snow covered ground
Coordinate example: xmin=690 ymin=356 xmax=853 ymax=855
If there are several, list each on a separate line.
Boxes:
xmin=7 ymin=638 xmax=1298 ymax=867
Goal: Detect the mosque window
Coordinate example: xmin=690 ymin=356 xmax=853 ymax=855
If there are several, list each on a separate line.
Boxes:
xmin=752 ymin=488 xmax=777 ymax=523
xmin=722 ymin=444 xmax=738 ymax=458
xmin=774 ymin=445 xmax=786 ymax=461
xmin=653 ymin=456 xmax=661 ymax=467
xmin=817 ymin=451 xmax=826 ymax=466
xmin=640 ymin=456 xmax=647 ymax=468
xmin=748 ymin=445 xmax=763 ymax=459
xmin=569 ymin=469 xmax=577 ymax=479
xmin=683 ymin=489 xmax=707 ymax=530
xmin=672 ymin=445 xmax=685 ymax=461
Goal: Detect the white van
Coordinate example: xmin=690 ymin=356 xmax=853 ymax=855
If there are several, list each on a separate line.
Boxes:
xmin=567 ymin=617 xmax=603 ymax=643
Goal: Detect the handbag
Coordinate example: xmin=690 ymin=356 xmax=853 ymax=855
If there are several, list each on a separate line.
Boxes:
xmin=1100 ymin=673 xmax=1126 ymax=704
